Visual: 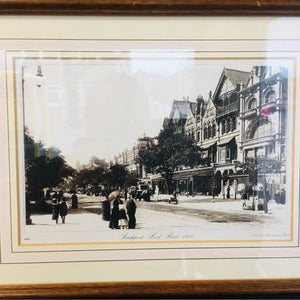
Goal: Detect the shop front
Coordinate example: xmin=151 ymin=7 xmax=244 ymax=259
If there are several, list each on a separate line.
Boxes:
xmin=172 ymin=167 xmax=214 ymax=196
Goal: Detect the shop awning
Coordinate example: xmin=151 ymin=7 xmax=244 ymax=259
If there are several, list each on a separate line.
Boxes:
xmin=200 ymin=141 xmax=216 ymax=150
xmin=150 ymin=174 xmax=165 ymax=182
xmin=217 ymin=136 xmax=235 ymax=146
xmin=173 ymin=167 xmax=214 ymax=180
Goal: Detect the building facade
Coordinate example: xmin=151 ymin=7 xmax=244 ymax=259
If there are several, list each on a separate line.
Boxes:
xmin=112 ymin=65 xmax=288 ymax=201
xmin=172 ymin=66 xmax=287 ymax=199
xmin=238 ymin=66 xmax=288 ymax=199
xmin=114 ymin=136 xmax=155 ymax=179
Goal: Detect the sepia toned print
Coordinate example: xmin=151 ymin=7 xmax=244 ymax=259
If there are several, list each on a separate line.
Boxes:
xmin=9 ymin=52 xmax=294 ymax=250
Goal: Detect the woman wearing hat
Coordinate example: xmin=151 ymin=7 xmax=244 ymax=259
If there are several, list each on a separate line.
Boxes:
xmin=59 ymin=198 xmax=69 ymax=224
xmin=51 ymin=197 xmax=60 ymax=224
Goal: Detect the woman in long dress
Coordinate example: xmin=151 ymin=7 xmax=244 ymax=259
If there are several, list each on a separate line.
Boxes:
xmin=52 ymin=198 xmax=60 ymax=224
xmin=59 ymin=198 xmax=69 ymax=224
xmin=109 ymin=198 xmax=120 ymax=229
xmin=126 ymin=197 xmax=136 ymax=229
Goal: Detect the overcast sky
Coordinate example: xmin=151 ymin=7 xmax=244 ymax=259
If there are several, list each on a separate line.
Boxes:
xmin=18 ymin=55 xmax=288 ymax=168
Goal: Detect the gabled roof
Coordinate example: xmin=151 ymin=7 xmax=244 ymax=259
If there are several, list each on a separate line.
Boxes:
xmin=206 ymin=96 xmax=216 ymax=111
xmin=212 ymin=68 xmax=251 ymax=101
xmin=169 ymin=99 xmax=196 ymax=119
xmin=224 ymin=68 xmax=250 ymax=86
xmin=203 ymin=96 xmax=216 ymax=119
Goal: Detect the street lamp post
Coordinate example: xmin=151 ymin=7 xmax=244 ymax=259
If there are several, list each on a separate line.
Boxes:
xmin=262 ymin=168 xmax=268 ymax=214
xmin=34 ymin=65 xmax=43 ymax=157
xmin=23 ymin=65 xmax=44 ymax=224
xmin=22 ymin=66 xmax=33 ymax=225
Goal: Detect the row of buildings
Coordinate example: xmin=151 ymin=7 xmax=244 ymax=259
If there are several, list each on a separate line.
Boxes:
xmin=114 ymin=65 xmax=288 ymax=199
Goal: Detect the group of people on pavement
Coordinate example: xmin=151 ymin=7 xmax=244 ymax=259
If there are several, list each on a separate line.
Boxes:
xmin=51 ymin=191 xmax=79 ymax=224
xmin=241 ymin=186 xmax=286 ymax=204
xmin=103 ymin=195 xmax=137 ymax=230
xmin=51 ymin=191 xmax=69 ymax=224
xmin=275 ymin=188 xmax=286 ymax=204
xmin=125 ymin=187 xmax=152 ymax=202
xmin=51 ymin=189 xmax=138 ymax=229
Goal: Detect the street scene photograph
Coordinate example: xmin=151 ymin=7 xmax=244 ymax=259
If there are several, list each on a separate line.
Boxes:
xmin=17 ymin=53 xmax=293 ymax=245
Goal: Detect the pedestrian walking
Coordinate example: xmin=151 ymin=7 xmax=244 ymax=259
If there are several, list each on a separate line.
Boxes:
xmin=137 ymin=190 xmax=142 ymax=202
xmin=154 ymin=185 xmax=159 ymax=200
xmin=144 ymin=189 xmax=151 ymax=202
xmin=51 ymin=198 xmax=60 ymax=224
xmin=241 ymin=190 xmax=248 ymax=200
xmin=265 ymin=188 xmax=271 ymax=202
xmin=169 ymin=190 xmax=178 ymax=204
xmin=71 ymin=192 xmax=78 ymax=209
xmin=257 ymin=186 xmax=264 ymax=199
xmin=102 ymin=195 xmax=111 ymax=221
xmin=126 ymin=197 xmax=136 ymax=229
xmin=280 ymin=188 xmax=286 ymax=204
xmin=275 ymin=188 xmax=281 ymax=204
xmin=109 ymin=198 xmax=120 ymax=229
xmin=226 ymin=185 xmax=230 ymax=199
xmin=59 ymin=198 xmax=69 ymax=224
xmin=118 ymin=202 xmax=128 ymax=229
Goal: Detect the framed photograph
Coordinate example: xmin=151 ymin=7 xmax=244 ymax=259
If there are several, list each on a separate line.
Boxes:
xmin=1 ymin=1 xmax=300 ymax=298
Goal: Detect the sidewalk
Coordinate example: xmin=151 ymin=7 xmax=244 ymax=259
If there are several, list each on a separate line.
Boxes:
xmin=25 ymin=193 xmax=289 ymax=244
xmin=149 ymin=193 xmax=288 ymax=219
xmin=74 ymin=192 xmax=288 ymax=218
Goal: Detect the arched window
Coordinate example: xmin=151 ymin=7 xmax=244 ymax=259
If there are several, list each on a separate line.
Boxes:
xmin=204 ymin=127 xmax=208 ymax=140
xmin=264 ymin=90 xmax=276 ymax=104
xmin=212 ymin=124 xmax=216 ymax=137
xmin=208 ymin=125 xmax=212 ymax=138
xmin=226 ymin=118 xmax=231 ymax=133
xmin=222 ymin=120 xmax=226 ymax=135
xmin=248 ymin=97 xmax=257 ymax=110
xmin=232 ymin=116 xmax=236 ymax=131
xmin=197 ymin=131 xmax=200 ymax=142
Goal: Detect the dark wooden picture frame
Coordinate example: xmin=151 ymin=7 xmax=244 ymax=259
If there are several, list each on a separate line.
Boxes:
xmin=0 ymin=0 xmax=299 ymax=16
xmin=1 ymin=1 xmax=300 ymax=299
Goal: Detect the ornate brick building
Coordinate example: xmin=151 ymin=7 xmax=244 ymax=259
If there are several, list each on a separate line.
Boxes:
xmin=172 ymin=66 xmax=287 ymax=199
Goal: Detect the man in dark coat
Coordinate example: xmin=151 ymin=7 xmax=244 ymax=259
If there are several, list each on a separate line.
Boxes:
xmin=102 ymin=195 xmax=111 ymax=221
xmin=71 ymin=192 xmax=78 ymax=209
xmin=59 ymin=198 xmax=69 ymax=224
xmin=126 ymin=197 xmax=137 ymax=229
xmin=280 ymin=188 xmax=286 ymax=204
xmin=109 ymin=198 xmax=120 ymax=229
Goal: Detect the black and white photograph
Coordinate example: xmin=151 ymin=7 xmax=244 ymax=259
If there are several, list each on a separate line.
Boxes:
xmin=10 ymin=51 xmax=295 ymax=248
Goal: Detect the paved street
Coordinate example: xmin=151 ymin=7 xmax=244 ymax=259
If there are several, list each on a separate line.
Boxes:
xmin=23 ymin=193 xmax=290 ymax=244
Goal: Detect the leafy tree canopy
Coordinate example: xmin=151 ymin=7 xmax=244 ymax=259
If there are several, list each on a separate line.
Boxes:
xmin=105 ymin=164 xmax=128 ymax=189
xmin=24 ymin=129 xmax=75 ymax=202
xmin=138 ymin=124 xmax=202 ymax=193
